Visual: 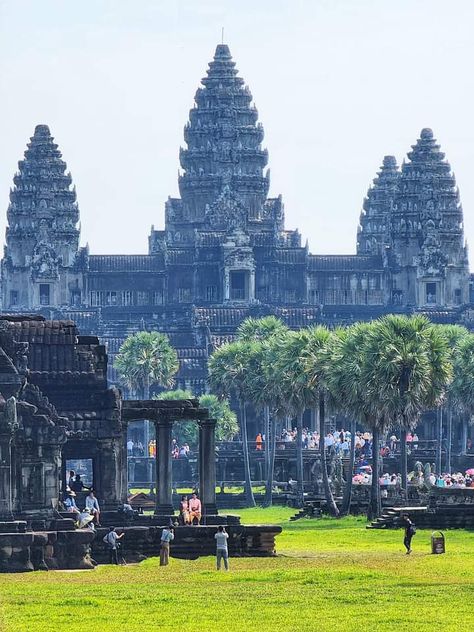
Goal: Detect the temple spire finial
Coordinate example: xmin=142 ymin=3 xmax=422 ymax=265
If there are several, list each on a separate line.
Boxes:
xmin=221 ymin=26 xmax=224 ymax=44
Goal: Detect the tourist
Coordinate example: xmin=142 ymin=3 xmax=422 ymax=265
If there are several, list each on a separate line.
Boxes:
xmin=85 ymin=490 xmax=101 ymax=526
xmin=121 ymin=502 xmax=136 ymax=519
xmin=189 ymin=493 xmax=202 ymax=525
xmin=127 ymin=438 xmax=134 ymax=456
xmin=255 ymin=433 xmax=263 ymax=451
xmin=103 ymin=526 xmax=124 ymax=565
xmin=160 ymin=524 xmax=174 ymax=566
xmin=215 ymin=525 xmax=229 ymax=571
xmin=71 ymin=474 xmax=91 ymax=493
xmin=180 ymin=495 xmax=191 ymax=525
xmin=77 ymin=508 xmax=95 ymax=530
xmin=67 ymin=469 xmax=76 ymax=490
xmin=401 ymin=514 xmax=416 ymax=554
xmin=64 ymin=490 xmax=80 ymax=516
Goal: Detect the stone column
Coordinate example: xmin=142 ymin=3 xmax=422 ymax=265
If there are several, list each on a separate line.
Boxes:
xmin=249 ymin=268 xmax=256 ymax=301
xmin=154 ymin=419 xmax=174 ymax=517
xmin=0 ymin=432 xmax=14 ymax=520
xmin=224 ymin=268 xmax=230 ymax=301
xmin=199 ymin=418 xmax=218 ymax=520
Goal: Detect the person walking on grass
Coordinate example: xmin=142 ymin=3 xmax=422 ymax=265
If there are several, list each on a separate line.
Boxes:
xmin=160 ymin=524 xmax=174 ymax=566
xmin=103 ymin=527 xmax=124 ymax=565
xmin=215 ymin=525 xmax=229 ymax=571
xmin=402 ymin=514 xmax=416 ymax=554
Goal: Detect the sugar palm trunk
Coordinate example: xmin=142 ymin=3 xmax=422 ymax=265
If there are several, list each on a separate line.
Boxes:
xmin=461 ymin=417 xmax=468 ymax=456
xmin=240 ymin=400 xmax=256 ymax=507
xmin=436 ymin=407 xmax=443 ymax=475
xmin=341 ymin=417 xmax=356 ymax=516
xmin=318 ymin=394 xmax=339 ymax=517
xmin=264 ymin=405 xmax=270 ymax=478
xmin=368 ymin=425 xmax=381 ymax=520
xmin=400 ymin=427 xmax=408 ymax=503
xmin=264 ymin=414 xmax=277 ymax=507
xmin=296 ymin=411 xmax=304 ymax=508
xmin=446 ymin=407 xmax=453 ymax=473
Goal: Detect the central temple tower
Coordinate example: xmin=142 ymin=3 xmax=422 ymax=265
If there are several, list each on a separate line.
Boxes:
xmin=149 ymin=44 xmax=303 ymax=306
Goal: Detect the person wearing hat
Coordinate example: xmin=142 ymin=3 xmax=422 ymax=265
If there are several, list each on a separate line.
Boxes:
xmin=64 ymin=490 xmax=80 ymax=517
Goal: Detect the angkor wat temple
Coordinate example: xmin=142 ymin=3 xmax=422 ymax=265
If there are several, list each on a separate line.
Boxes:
xmin=1 ymin=44 xmax=473 ymax=392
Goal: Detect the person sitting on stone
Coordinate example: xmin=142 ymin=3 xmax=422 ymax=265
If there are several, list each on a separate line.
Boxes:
xmin=120 ymin=502 xmax=134 ymax=517
xmin=64 ymin=490 xmax=80 ymax=516
xmin=77 ymin=508 xmax=95 ymax=530
xmin=179 ymin=495 xmax=191 ymax=525
xmin=85 ymin=490 xmax=101 ymax=526
xmin=188 ymin=493 xmax=202 ymax=525
xmin=71 ymin=474 xmax=91 ymax=493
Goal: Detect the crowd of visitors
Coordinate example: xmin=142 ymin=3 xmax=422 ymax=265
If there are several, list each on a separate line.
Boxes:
xmin=275 ymin=428 xmax=376 ymax=457
xmin=127 ymin=438 xmax=191 ymax=459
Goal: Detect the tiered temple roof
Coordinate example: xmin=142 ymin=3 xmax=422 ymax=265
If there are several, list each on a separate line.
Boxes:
xmin=5 ymin=125 xmax=80 ymax=270
xmin=357 ymin=155 xmax=399 ymax=255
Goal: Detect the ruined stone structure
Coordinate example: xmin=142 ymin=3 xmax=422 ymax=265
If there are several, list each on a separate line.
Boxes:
xmin=0 ymin=315 xmax=255 ymax=571
xmin=1 ymin=44 xmax=472 ymax=396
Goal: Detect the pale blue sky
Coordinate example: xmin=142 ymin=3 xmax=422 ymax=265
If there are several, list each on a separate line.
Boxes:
xmin=1 ymin=0 xmax=474 ymax=255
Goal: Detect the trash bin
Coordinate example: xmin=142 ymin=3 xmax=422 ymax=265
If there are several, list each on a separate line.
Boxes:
xmin=431 ymin=530 xmax=445 ymax=554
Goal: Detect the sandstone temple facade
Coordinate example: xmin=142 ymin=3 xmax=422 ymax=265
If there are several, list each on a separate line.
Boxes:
xmin=1 ymin=44 xmax=472 ymax=392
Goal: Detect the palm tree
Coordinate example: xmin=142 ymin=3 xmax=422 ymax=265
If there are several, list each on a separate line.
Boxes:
xmin=246 ymin=334 xmax=291 ymax=506
xmin=362 ymin=315 xmax=451 ymax=504
xmin=303 ymin=326 xmax=339 ymax=517
xmin=323 ymin=323 xmax=372 ymax=516
xmin=208 ymin=341 xmax=260 ymax=507
xmin=236 ymin=315 xmax=289 ymax=342
xmin=436 ymin=325 xmax=469 ymax=473
xmin=159 ymin=389 xmax=238 ymax=448
xmin=115 ymin=331 xmax=179 ymax=449
xmin=114 ymin=331 xmax=179 ymax=398
xmin=450 ymin=333 xmax=474 ymax=457
xmin=236 ymin=316 xmax=289 ymax=501
xmin=269 ymin=329 xmax=322 ymax=508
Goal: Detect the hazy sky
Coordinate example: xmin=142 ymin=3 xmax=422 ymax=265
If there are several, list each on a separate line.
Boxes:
xmin=1 ymin=0 xmax=474 ymax=256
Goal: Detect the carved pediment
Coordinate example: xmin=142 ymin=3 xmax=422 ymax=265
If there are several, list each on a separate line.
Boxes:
xmin=206 ymin=185 xmax=248 ymax=232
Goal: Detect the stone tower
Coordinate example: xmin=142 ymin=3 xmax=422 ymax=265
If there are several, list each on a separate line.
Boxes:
xmin=149 ymin=44 xmax=295 ymax=306
xmin=357 ymin=155 xmax=399 ymax=256
xmin=389 ymin=128 xmax=469 ymax=308
xmin=1 ymin=125 xmax=85 ymax=310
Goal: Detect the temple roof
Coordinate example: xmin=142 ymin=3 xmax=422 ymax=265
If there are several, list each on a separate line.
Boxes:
xmin=88 ymin=255 xmax=165 ymax=273
xmin=308 ymin=255 xmax=384 ymax=271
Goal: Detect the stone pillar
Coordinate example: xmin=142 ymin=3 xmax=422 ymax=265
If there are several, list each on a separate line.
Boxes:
xmin=199 ymin=418 xmax=218 ymax=520
xmin=0 ymin=433 xmax=14 ymax=520
xmin=249 ymin=269 xmax=256 ymax=301
xmin=224 ymin=268 xmax=230 ymax=301
xmin=154 ymin=419 xmax=174 ymax=516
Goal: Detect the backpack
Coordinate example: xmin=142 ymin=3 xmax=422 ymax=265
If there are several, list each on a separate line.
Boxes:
xmin=103 ymin=533 xmax=114 ymax=549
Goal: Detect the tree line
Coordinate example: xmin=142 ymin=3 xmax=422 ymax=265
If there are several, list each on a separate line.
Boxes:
xmin=114 ymin=317 xmax=474 ymax=519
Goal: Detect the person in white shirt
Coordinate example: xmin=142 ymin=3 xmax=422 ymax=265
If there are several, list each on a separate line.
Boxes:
xmin=215 ymin=525 xmax=229 ymax=570
xmin=85 ymin=490 xmax=100 ymax=526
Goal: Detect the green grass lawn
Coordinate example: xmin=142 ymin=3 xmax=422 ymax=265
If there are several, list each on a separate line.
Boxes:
xmin=0 ymin=508 xmax=473 ymax=631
